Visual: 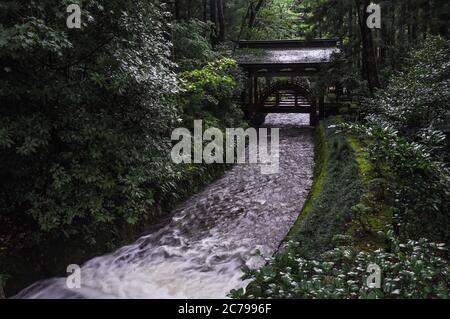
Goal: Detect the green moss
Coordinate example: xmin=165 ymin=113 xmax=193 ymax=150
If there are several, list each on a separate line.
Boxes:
xmin=287 ymin=117 xmax=364 ymax=257
xmin=286 ymin=118 xmax=393 ymax=256
xmin=347 ymin=137 xmax=373 ymax=181
xmin=287 ymin=121 xmax=328 ymax=237
xmin=345 ymin=136 xmax=393 ymax=251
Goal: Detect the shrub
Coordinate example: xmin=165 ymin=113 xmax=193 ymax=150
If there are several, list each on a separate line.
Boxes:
xmin=231 ymin=232 xmax=450 ymax=299
xmin=345 ymin=37 xmax=450 ymax=244
xmin=0 ymin=0 xmax=180 ymax=247
xmin=346 ymin=124 xmax=450 ymax=244
xmin=178 ymin=57 xmax=245 ymax=129
xmin=172 ymin=19 xmax=219 ymax=72
xmin=363 ymin=36 xmax=450 ymax=145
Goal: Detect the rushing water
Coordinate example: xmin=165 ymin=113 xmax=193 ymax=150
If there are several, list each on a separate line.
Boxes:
xmin=16 ymin=113 xmax=314 ymax=299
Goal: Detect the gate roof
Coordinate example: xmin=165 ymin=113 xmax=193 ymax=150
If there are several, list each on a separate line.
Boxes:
xmin=234 ymin=39 xmax=340 ymax=72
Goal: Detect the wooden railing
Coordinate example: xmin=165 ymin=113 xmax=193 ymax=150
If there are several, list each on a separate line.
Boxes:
xmin=258 ymin=79 xmax=311 ymax=106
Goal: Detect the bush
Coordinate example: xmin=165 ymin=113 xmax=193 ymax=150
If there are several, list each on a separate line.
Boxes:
xmin=0 ymin=0 xmax=180 ymax=246
xmin=231 ymin=232 xmax=450 ymax=299
xmin=0 ymin=1 xmax=190 ymax=293
xmin=178 ymin=57 xmax=245 ymax=129
xmin=363 ymin=36 xmax=450 ymax=145
xmin=346 ymin=124 xmax=450 ymax=244
xmin=172 ymin=19 xmax=218 ymax=72
xmin=346 ymin=37 xmax=450 ymax=244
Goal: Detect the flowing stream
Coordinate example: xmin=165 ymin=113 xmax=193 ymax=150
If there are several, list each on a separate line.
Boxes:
xmin=16 ymin=113 xmax=314 ymax=299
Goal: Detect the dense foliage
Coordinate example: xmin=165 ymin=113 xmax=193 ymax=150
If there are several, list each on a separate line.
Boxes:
xmin=0 ymin=0 xmax=179 ymax=245
xmin=362 ymin=37 xmax=450 ymax=136
xmin=179 ymin=58 xmax=245 ymax=129
xmin=348 ymin=37 xmax=450 ymax=244
xmin=232 ymin=234 xmax=450 ymax=299
xmin=172 ymin=19 xmax=218 ymax=72
xmin=0 ymin=0 xmax=244 ymax=293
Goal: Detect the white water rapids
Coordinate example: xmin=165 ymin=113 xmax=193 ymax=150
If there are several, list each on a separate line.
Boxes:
xmin=16 ymin=113 xmax=314 ymax=299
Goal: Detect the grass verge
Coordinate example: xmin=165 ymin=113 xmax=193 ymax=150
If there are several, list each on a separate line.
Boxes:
xmin=287 ymin=118 xmax=392 ymax=253
xmin=286 ymin=121 xmax=328 ymax=237
xmin=289 ymin=118 xmax=363 ymax=257
xmin=345 ymin=137 xmax=392 ymax=250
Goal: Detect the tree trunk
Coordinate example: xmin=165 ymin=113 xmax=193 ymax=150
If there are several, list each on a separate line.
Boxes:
xmin=210 ymin=0 xmax=217 ymax=24
xmin=437 ymin=0 xmax=450 ymax=37
xmin=217 ymin=0 xmax=225 ymax=43
xmin=174 ymin=0 xmax=181 ymax=20
xmin=203 ymin=0 xmax=208 ymax=22
xmin=348 ymin=7 xmax=353 ymax=58
xmin=210 ymin=0 xmax=218 ymax=44
xmin=187 ymin=0 xmax=192 ymax=20
xmin=355 ymin=0 xmax=380 ymax=95
xmin=248 ymin=0 xmax=265 ymax=30
xmin=210 ymin=0 xmax=225 ymax=44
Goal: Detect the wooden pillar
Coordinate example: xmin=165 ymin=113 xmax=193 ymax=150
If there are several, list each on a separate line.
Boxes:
xmin=253 ymin=76 xmax=258 ymax=106
xmin=275 ymin=91 xmax=280 ymax=106
xmin=310 ymin=97 xmax=317 ymax=126
xmin=295 ymin=91 xmax=298 ymax=108
xmin=240 ymin=89 xmax=246 ymax=108
xmin=248 ymin=73 xmax=254 ymax=107
xmin=246 ymin=72 xmax=255 ymax=121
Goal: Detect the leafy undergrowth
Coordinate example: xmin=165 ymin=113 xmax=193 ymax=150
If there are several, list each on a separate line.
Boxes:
xmin=231 ymin=234 xmax=450 ymax=299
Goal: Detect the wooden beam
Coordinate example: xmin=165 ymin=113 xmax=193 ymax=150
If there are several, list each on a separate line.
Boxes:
xmin=237 ymin=38 xmax=340 ymax=49
xmin=253 ymin=76 xmax=258 ymax=105
xmin=310 ymin=98 xmax=317 ymax=126
xmin=256 ymin=107 xmax=311 ymax=114
xmin=239 ymin=62 xmax=323 ymax=71
xmin=254 ymin=71 xmax=318 ymax=77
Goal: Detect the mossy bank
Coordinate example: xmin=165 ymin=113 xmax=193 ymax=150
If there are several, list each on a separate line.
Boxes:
xmin=231 ymin=117 xmax=450 ymax=299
